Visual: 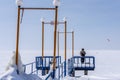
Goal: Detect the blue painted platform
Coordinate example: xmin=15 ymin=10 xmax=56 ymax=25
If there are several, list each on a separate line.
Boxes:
xmin=68 ymin=56 xmax=95 ymax=76
xmin=36 ymin=56 xmax=61 ymax=70
xmin=36 ymin=56 xmax=61 ymax=75
xmin=23 ymin=56 xmax=95 ymax=79
xmin=72 ymin=56 xmax=95 ymax=70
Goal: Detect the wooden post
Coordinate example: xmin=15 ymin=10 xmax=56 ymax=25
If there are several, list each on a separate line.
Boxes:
xmin=42 ymin=21 xmax=44 ymax=59
xmin=64 ymin=21 xmax=67 ymax=61
xmin=16 ymin=6 xmax=21 ymax=66
xmin=64 ymin=21 xmax=67 ymax=76
xmin=53 ymin=6 xmax=58 ymax=79
xmin=41 ymin=21 xmax=44 ymax=75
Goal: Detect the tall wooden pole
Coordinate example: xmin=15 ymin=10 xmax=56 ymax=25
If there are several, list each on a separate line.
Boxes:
xmin=64 ymin=21 xmax=67 ymax=76
xmin=16 ymin=6 xmax=21 ymax=66
xmin=42 ymin=21 xmax=44 ymax=58
xmin=41 ymin=21 xmax=45 ymax=75
xmin=64 ymin=21 xmax=67 ymax=60
xmin=53 ymin=6 xmax=58 ymax=78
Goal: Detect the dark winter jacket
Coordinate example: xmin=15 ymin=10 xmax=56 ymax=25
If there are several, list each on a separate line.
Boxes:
xmin=80 ymin=50 xmax=86 ymax=56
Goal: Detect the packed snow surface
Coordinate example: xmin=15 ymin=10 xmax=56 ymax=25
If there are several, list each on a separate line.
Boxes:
xmin=0 ymin=50 xmax=120 ymax=80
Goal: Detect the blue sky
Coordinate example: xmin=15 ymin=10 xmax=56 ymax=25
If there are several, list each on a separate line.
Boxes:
xmin=0 ymin=0 xmax=120 ymax=51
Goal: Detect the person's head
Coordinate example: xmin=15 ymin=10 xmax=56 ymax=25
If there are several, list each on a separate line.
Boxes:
xmin=82 ymin=48 xmax=84 ymax=51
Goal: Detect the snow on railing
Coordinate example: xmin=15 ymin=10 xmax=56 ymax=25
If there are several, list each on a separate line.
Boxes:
xmin=0 ymin=67 xmax=15 ymax=79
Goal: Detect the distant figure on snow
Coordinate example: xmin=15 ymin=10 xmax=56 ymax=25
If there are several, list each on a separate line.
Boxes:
xmin=80 ymin=48 xmax=86 ymax=63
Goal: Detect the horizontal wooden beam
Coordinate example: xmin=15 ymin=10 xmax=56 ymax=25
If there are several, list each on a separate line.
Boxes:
xmin=20 ymin=7 xmax=55 ymax=10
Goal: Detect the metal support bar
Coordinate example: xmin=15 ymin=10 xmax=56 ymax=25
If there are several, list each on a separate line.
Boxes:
xmin=64 ymin=60 xmax=66 ymax=76
xmin=20 ymin=7 xmax=55 ymax=10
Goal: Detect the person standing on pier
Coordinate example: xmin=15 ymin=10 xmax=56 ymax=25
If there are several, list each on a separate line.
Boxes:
xmin=80 ymin=48 xmax=86 ymax=63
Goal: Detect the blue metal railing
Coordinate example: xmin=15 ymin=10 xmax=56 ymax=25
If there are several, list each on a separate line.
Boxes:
xmin=59 ymin=61 xmax=66 ymax=78
xmin=45 ymin=72 xmax=52 ymax=80
xmin=23 ymin=56 xmax=61 ymax=75
xmin=45 ymin=61 xmax=66 ymax=80
xmin=36 ymin=56 xmax=61 ymax=69
xmin=23 ymin=56 xmax=66 ymax=80
xmin=71 ymin=56 xmax=95 ymax=70
xmin=23 ymin=56 xmax=95 ymax=79
xmin=23 ymin=62 xmax=36 ymax=74
xmin=68 ymin=58 xmax=74 ymax=76
xmin=68 ymin=56 xmax=95 ymax=76
xmin=36 ymin=56 xmax=61 ymax=75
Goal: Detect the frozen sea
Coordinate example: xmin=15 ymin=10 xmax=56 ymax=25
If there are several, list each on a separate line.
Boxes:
xmin=0 ymin=50 xmax=120 ymax=80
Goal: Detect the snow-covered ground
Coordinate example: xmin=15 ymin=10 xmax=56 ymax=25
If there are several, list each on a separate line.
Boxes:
xmin=64 ymin=50 xmax=120 ymax=80
xmin=0 ymin=51 xmax=42 ymax=80
xmin=0 ymin=50 xmax=120 ymax=80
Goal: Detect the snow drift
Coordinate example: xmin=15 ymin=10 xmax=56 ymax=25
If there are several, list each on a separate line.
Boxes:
xmin=0 ymin=51 xmax=42 ymax=80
